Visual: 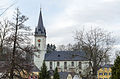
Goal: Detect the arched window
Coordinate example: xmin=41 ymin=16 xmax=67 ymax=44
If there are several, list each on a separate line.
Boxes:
xmin=79 ymin=62 xmax=82 ymax=69
xmin=50 ymin=62 xmax=52 ymax=70
xmin=57 ymin=62 xmax=60 ymax=66
xmin=38 ymin=44 xmax=40 ymax=47
xmin=64 ymin=62 xmax=67 ymax=69
xmin=71 ymin=62 xmax=74 ymax=66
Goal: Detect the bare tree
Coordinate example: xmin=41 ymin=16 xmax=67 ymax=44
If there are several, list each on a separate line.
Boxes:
xmin=0 ymin=20 xmax=11 ymax=54
xmin=74 ymin=27 xmax=114 ymax=78
xmin=57 ymin=43 xmax=75 ymax=51
xmin=0 ymin=8 xmax=35 ymax=79
xmin=57 ymin=45 xmax=67 ymax=51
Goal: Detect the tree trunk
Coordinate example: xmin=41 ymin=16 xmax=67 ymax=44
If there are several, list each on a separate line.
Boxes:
xmin=10 ymin=10 xmax=19 ymax=79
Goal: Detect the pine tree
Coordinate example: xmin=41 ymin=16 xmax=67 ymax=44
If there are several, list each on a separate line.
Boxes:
xmin=39 ymin=61 xmax=50 ymax=79
xmin=53 ymin=67 xmax=60 ymax=79
xmin=111 ymin=56 xmax=120 ymax=79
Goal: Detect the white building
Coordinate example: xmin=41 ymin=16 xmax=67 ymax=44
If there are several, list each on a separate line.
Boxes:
xmin=34 ymin=9 xmax=91 ymax=77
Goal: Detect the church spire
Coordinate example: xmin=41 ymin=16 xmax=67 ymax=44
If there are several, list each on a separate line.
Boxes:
xmin=35 ymin=9 xmax=46 ymax=36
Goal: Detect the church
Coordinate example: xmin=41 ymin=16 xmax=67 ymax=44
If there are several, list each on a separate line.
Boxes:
xmin=33 ymin=9 xmax=91 ymax=79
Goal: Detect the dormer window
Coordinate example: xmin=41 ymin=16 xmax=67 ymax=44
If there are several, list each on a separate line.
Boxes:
xmin=58 ymin=55 xmax=60 ymax=57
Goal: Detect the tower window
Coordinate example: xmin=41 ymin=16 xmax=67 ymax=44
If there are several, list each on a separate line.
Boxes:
xmin=38 ymin=44 xmax=40 ymax=47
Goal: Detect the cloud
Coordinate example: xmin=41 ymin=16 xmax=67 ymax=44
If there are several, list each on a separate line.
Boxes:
xmin=103 ymin=0 xmax=120 ymax=2
xmin=45 ymin=0 xmax=120 ymax=45
xmin=44 ymin=0 xmax=120 ymax=63
xmin=1 ymin=0 xmax=120 ymax=46
xmin=0 ymin=0 xmax=119 ymax=62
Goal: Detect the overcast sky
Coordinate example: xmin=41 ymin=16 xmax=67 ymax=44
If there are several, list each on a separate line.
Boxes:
xmin=1 ymin=0 xmax=120 ymax=46
xmin=1 ymin=0 xmax=120 ymax=63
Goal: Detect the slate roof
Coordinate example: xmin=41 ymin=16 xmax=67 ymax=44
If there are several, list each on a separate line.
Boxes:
xmin=97 ymin=64 xmax=113 ymax=70
xmin=45 ymin=51 xmax=88 ymax=61
xmin=30 ymin=64 xmax=40 ymax=72
xmin=35 ymin=9 xmax=46 ymax=36
xmin=48 ymin=71 xmax=76 ymax=79
xmin=57 ymin=72 xmax=76 ymax=79
xmin=0 ymin=61 xmax=40 ymax=73
xmin=101 ymin=64 xmax=113 ymax=68
xmin=59 ymin=72 xmax=70 ymax=79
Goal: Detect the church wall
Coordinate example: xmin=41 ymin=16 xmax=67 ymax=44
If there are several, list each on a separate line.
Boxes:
xmin=35 ymin=36 xmax=46 ymax=50
xmin=34 ymin=51 xmax=46 ymax=69
xmin=45 ymin=60 xmax=90 ymax=74
xmin=34 ymin=36 xmax=46 ymax=70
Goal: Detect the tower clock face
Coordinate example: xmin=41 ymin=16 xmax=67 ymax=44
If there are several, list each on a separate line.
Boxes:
xmin=38 ymin=39 xmax=41 ymax=42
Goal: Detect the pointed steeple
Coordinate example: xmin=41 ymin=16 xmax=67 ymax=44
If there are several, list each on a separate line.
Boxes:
xmin=35 ymin=9 xmax=46 ymax=36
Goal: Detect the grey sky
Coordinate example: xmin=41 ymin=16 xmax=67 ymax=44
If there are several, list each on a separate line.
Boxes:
xmin=0 ymin=0 xmax=120 ymax=46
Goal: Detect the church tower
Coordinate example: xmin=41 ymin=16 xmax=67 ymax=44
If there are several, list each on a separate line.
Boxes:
xmin=34 ymin=9 xmax=46 ymax=69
